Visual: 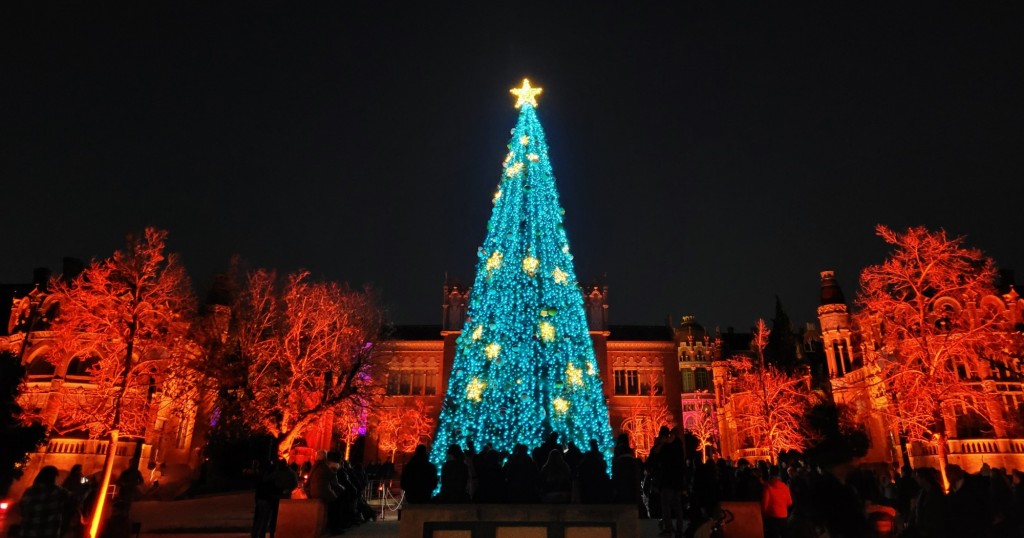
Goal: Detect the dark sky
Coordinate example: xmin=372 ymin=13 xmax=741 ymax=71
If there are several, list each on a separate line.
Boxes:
xmin=3 ymin=3 xmax=1023 ymax=331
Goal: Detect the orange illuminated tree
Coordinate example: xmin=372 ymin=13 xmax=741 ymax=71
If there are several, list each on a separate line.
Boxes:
xmin=620 ymin=397 xmax=673 ymax=460
xmin=225 ymin=269 xmax=384 ymax=459
xmin=334 ymin=394 xmax=377 ymax=461
xmin=689 ymin=403 xmax=717 ymax=463
xmin=47 ymin=228 xmax=197 ymax=538
xmin=855 ymin=225 xmax=1021 ymax=476
xmin=48 ymin=228 xmax=198 ymax=439
xmin=727 ymin=319 xmax=811 ymax=464
xmin=374 ymin=399 xmax=435 ymax=462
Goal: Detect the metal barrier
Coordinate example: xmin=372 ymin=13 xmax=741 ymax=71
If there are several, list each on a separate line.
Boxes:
xmin=363 ymin=479 xmax=405 ymax=520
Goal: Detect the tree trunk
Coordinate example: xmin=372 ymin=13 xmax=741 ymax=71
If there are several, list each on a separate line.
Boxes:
xmin=936 ymin=432 xmax=950 ymax=491
xmin=88 ymin=429 xmax=119 ymax=538
xmin=899 ymin=432 xmax=912 ymax=470
xmin=276 ymin=415 xmax=317 ymax=460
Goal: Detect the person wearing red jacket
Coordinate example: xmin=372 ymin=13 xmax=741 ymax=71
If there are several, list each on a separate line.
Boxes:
xmin=761 ymin=465 xmax=792 ymax=538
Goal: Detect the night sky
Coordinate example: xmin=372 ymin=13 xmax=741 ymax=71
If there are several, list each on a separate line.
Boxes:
xmin=4 ymin=3 xmax=1023 ymax=331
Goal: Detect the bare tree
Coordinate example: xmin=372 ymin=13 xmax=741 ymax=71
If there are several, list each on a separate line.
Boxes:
xmin=47 ymin=228 xmax=197 ymax=439
xmin=727 ymin=319 xmax=811 ymax=463
xmin=689 ymin=403 xmax=717 ymax=463
xmin=47 ymin=228 xmax=197 ymax=537
xmin=855 ymin=225 xmax=1022 ymax=478
xmin=226 ymin=269 xmax=384 ymax=458
xmin=620 ymin=397 xmax=673 ymax=460
xmin=374 ymin=399 xmax=435 ymax=462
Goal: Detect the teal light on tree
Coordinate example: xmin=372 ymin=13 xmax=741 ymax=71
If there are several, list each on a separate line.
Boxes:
xmin=431 ymin=79 xmax=614 ymax=469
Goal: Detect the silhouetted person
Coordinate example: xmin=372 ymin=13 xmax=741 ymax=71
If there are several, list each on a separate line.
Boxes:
xmin=908 ymin=467 xmax=947 ymax=538
xmin=576 ymin=439 xmax=613 ymax=503
xmin=895 ymin=465 xmax=920 ymax=519
xmin=435 ymin=444 xmax=470 ymax=503
xmin=252 ymin=458 xmax=299 ymax=538
xmin=533 ymin=432 xmax=562 ymax=466
xmin=400 ymin=445 xmax=438 ymax=504
xmin=734 ymin=458 xmax=762 ymax=501
xmin=612 ymin=434 xmax=642 ymax=505
xmin=473 ymin=444 xmax=505 ymax=503
xmin=114 ymin=466 xmax=144 ymax=507
xmin=504 ymin=444 xmax=540 ymax=503
xmin=539 ymin=448 xmax=572 ymax=503
xmin=61 ymin=463 xmax=90 ymax=538
xmin=691 ymin=459 xmax=721 ymax=518
xmin=328 ymin=453 xmax=360 ymax=530
xmin=18 ymin=465 xmax=70 ymax=538
xmin=305 ymin=450 xmax=344 ymax=533
xmin=563 ymin=442 xmax=584 ymax=473
xmin=1010 ymin=470 xmax=1024 ymax=535
xmin=945 ymin=464 xmax=990 ymax=537
xmin=808 ymin=461 xmax=869 ymax=538
xmin=651 ymin=427 xmax=685 ymax=536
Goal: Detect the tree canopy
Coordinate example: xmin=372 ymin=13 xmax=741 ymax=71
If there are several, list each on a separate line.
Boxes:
xmin=46 ymin=228 xmax=197 ymax=438
xmin=856 ymin=225 xmax=1023 ymax=445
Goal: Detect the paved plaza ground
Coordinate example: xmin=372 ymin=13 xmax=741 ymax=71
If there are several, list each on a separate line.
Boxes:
xmin=130 ymin=492 xmax=667 ymax=538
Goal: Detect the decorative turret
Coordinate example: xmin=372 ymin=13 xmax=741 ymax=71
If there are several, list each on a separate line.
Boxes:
xmin=817 ymin=271 xmax=854 ymax=378
xmin=582 ymin=281 xmax=609 ymax=332
xmin=442 ymin=281 xmax=470 ymax=332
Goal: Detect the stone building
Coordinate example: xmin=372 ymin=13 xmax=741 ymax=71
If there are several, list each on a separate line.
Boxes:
xmin=1 ymin=261 xmax=208 ymax=499
xmin=366 ymin=279 xmax=762 ymax=463
xmin=7 ymin=262 xmax=1022 ymax=490
xmin=813 ymin=270 xmax=1024 ymax=472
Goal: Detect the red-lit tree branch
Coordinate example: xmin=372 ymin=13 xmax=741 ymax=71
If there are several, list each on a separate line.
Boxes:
xmin=223 ymin=269 xmax=384 ymax=458
xmin=726 ymin=319 xmax=811 ymax=463
xmin=855 ymin=225 xmax=1023 ymax=473
xmin=47 ymin=228 xmax=197 ymax=439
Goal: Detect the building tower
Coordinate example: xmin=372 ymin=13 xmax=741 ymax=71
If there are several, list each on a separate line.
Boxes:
xmin=430 ymin=80 xmax=615 ymax=469
xmin=817 ymin=270 xmax=855 ymax=378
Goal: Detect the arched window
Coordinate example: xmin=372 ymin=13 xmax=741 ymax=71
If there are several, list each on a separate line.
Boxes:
xmin=26 ymin=356 xmax=56 ymax=378
xmin=66 ymin=355 xmax=100 ymax=380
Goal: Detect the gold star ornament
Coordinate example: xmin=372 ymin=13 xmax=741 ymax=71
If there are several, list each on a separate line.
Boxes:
xmin=539 ymin=322 xmax=556 ymax=342
xmin=551 ymin=267 xmax=568 ymax=285
xmin=486 ymin=251 xmax=503 ymax=271
xmin=553 ymin=397 xmax=569 ymax=414
xmin=467 ymin=378 xmax=486 ymax=402
xmin=510 ymin=78 xmax=543 ymax=108
xmin=506 ymin=162 xmax=524 ymax=178
xmin=566 ymin=362 xmax=583 ymax=386
xmin=522 ymin=256 xmax=540 ymax=276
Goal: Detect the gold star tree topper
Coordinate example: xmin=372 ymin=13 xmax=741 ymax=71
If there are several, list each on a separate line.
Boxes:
xmin=510 ymin=78 xmax=542 ymax=108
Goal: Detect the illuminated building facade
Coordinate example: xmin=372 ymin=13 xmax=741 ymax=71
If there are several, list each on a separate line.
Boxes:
xmin=815 ymin=270 xmax=1024 ymax=472
xmin=1 ymin=261 xmax=208 ymax=499
xmin=6 ymin=263 xmax=1022 ymax=493
xmin=367 ymin=280 xmax=761 ymax=463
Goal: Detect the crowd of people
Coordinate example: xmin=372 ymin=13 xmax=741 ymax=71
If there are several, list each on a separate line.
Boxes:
xmin=394 ymin=427 xmax=1024 ymax=538
xmin=14 ymin=463 xmax=146 ymax=538
xmin=12 ymin=431 xmax=1024 ymax=538
xmin=294 ymin=450 xmax=378 ymax=537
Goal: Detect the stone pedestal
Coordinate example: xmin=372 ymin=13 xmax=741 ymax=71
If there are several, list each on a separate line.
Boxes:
xmin=277 ymin=499 xmax=326 ymax=537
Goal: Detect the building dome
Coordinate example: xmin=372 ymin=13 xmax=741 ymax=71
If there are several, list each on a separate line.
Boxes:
xmin=678 ymin=315 xmax=708 ymax=341
xmin=819 ymin=270 xmax=847 ymax=305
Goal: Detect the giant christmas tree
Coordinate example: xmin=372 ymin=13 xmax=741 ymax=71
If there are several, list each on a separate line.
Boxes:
xmin=431 ymin=80 xmax=614 ymax=469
